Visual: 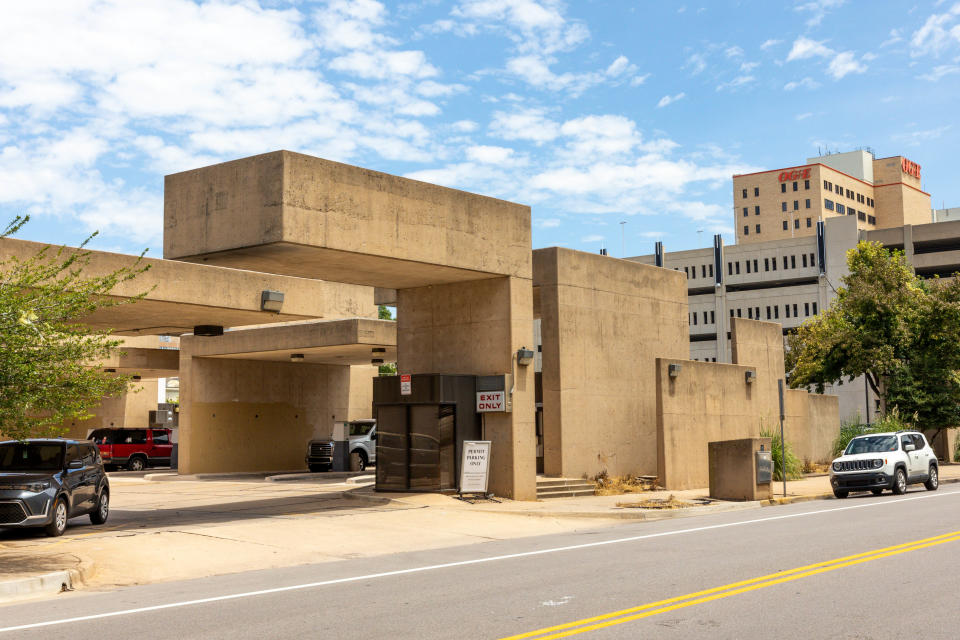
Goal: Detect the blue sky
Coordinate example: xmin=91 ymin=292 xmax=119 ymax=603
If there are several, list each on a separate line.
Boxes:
xmin=1 ymin=0 xmax=958 ymax=259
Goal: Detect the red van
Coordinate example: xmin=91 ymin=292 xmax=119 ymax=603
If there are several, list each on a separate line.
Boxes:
xmin=88 ymin=428 xmax=173 ymax=471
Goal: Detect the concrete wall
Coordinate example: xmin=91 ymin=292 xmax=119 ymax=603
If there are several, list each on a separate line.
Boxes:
xmin=58 ymin=380 xmax=159 ymax=439
xmin=177 ymin=353 xmax=357 ymax=474
xmin=396 ymin=276 xmax=536 ymax=500
xmin=535 ymin=247 xmax=688 ymax=480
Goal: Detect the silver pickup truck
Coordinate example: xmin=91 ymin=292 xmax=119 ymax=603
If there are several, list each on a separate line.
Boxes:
xmin=305 ymin=420 xmax=376 ymax=472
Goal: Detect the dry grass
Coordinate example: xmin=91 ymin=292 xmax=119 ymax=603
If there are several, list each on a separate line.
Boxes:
xmin=592 ymin=472 xmax=660 ymax=496
xmin=616 ymin=494 xmax=693 ymax=509
xmin=802 ymin=461 xmax=831 ymax=474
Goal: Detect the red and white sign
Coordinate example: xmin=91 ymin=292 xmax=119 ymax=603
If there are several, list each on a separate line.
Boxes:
xmin=778 ymin=167 xmax=811 ymax=182
xmin=476 ymin=391 xmax=506 ymax=412
xmin=901 ymin=157 xmax=921 ymax=180
xmin=400 ymin=374 xmax=411 ymax=396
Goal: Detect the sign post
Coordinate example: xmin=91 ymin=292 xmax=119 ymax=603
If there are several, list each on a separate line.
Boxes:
xmin=400 ymin=374 xmax=411 ymax=396
xmin=459 ymin=440 xmax=492 ymax=498
xmin=778 ymin=379 xmax=786 ymax=498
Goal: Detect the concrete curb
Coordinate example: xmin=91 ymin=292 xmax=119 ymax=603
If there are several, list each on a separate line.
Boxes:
xmin=761 ymin=475 xmax=960 ymax=506
xmin=0 ymin=555 xmax=95 ymax=604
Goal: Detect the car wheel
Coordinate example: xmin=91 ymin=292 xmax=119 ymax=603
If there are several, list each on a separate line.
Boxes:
xmin=871 ymin=488 xmax=884 ymax=495
xmin=127 ymin=456 xmax=146 ymax=471
xmin=44 ymin=497 xmax=68 ymax=537
xmin=925 ymin=465 xmax=939 ymax=491
xmin=90 ymin=491 xmax=109 ymax=525
xmin=892 ymin=468 xmax=907 ymax=495
xmin=350 ymin=451 xmax=367 ymax=472
xmin=833 ymin=489 xmax=848 ymax=499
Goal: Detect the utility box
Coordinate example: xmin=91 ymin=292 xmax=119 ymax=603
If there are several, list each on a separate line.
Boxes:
xmin=373 ymin=374 xmax=480 ymax=493
xmin=708 ymin=437 xmax=773 ymax=501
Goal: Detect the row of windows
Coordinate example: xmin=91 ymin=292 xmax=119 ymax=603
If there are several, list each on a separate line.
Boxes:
xmin=729 ymin=300 xmax=819 ymax=320
xmin=692 ymin=357 xmax=718 ymax=362
xmin=726 ymin=252 xmax=816 ymax=275
xmin=823 ymin=180 xmax=874 ymax=207
xmin=780 ymin=180 xmax=810 ymax=193
xmin=690 ymin=310 xmax=717 ymax=326
xmin=782 ymin=218 xmax=814 ymax=230
xmin=780 ymin=199 xmax=812 ymax=212
xmin=740 ymin=187 xmax=761 ymax=198
xmin=742 ymin=205 xmax=761 ymax=217
xmin=679 ymin=263 xmax=715 ymax=279
xmin=824 ymin=200 xmax=877 ymax=224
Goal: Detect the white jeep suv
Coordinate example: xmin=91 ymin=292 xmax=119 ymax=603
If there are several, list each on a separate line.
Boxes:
xmin=830 ymin=431 xmax=939 ymax=499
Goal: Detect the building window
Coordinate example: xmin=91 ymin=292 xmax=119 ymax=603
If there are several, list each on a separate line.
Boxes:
xmin=804 ymin=302 xmax=810 ymax=316
xmin=742 ymin=188 xmax=748 ymax=198
xmin=793 ymin=303 xmax=798 ymax=317
xmin=836 ymin=203 xmax=845 ymax=214
xmin=764 ymin=257 xmax=770 ymax=271
xmin=782 ymin=202 xmax=787 ymax=212
xmin=786 ymin=304 xmax=791 ymax=318
xmin=755 ymin=205 xmax=760 ymax=215
xmin=693 ymin=312 xmax=697 ymax=325
xmin=766 ymin=306 xmax=771 ymax=319
xmin=810 ymin=253 xmax=815 ymax=266
xmin=754 ymin=187 xmax=759 ymax=197
xmin=791 ymin=181 xmax=797 ymax=192
xmin=746 ymin=260 xmax=751 ymax=273
xmin=744 ymin=225 xmax=749 ymax=236
xmin=804 ymin=179 xmax=810 ymax=189
xmin=806 ymin=217 xmax=812 ymax=228
xmin=783 ymin=256 xmax=788 ymax=269
xmin=755 ymin=224 xmax=761 ymax=234
xmin=781 ymin=183 xmax=786 ymax=193
xmin=805 ymin=199 xmax=811 ymax=209
xmin=835 ymin=184 xmax=842 ymax=194
xmin=772 ymin=257 xmax=777 ymax=271
xmin=730 ymin=309 xmax=735 ymax=318
xmin=710 ymin=311 xmax=715 ymax=324
xmin=774 ymin=306 xmax=779 ymax=319
xmin=813 ymin=302 xmax=818 ymax=314
xmin=703 ymin=311 xmax=709 ymax=324
xmin=728 ymin=262 xmax=733 ymax=275
xmin=782 ymin=220 xmax=788 ymax=231
xmin=709 ymin=264 xmax=714 ymax=277
xmin=793 ymin=200 xmax=799 ymax=210
xmin=684 ymin=267 xmax=689 ymax=277
xmin=858 ymin=211 xmax=866 ymax=221
xmin=847 ymin=208 xmax=855 ymax=216
xmin=737 ymin=308 xmax=742 ymax=317
xmin=794 ymin=218 xmax=800 ymax=229
xmin=735 ymin=262 xmax=740 ymax=274
xmin=753 ymin=259 xmax=758 ymax=272
xmin=702 ymin=265 xmax=707 ymax=278
xmin=846 ymin=189 xmax=852 ymax=199
xmin=803 ymin=254 xmax=808 ymax=268
xmin=748 ymin=308 xmax=753 ymax=319
xmin=743 ymin=207 xmax=749 ymax=217
xmin=868 ymin=215 xmax=876 ymax=225
xmin=823 ymin=180 xmax=829 ymax=189
xmin=791 ymin=255 xmax=796 ymax=269
xmin=825 ymin=199 xmax=834 ymax=210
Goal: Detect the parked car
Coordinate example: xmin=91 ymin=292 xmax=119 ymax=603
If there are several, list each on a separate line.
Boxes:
xmin=89 ymin=427 xmax=173 ymax=471
xmin=305 ymin=420 xmax=377 ymax=472
xmin=830 ymin=431 xmax=939 ymax=498
xmin=0 ymin=439 xmax=110 ymax=537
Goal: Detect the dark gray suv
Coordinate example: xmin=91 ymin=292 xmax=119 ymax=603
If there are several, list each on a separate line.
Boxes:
xmin=0 ymin=439 xmax=110 ymax=537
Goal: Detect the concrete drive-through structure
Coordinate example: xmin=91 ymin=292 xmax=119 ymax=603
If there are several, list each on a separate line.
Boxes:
xmin=7 ymin=149 xmax=843 ymax=499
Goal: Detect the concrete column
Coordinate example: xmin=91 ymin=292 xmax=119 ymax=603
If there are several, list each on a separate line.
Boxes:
xmin=396 ymin=276 xmax=536 ymax=500
xmin=903 ymin=224 xmax=915 ymax=271
xmin=715 ymin=286 xmax=728 ymax=363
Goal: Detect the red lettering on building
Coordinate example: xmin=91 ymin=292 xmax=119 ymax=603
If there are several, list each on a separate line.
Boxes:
xmin=901 ymin=157 xmax=921 ymax=180
xmin=777 ymin=167 xmax=811 ymax=182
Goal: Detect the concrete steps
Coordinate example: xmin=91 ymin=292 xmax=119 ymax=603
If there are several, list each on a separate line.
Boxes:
xmin=536 ymin=477 xmax=596 ymax=499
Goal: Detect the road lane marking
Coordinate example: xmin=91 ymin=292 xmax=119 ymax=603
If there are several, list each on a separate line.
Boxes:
xmin=1 ymin=488 xmax=958 ymax=634
xmin=501 ymin=529 xmax=960 ymax=639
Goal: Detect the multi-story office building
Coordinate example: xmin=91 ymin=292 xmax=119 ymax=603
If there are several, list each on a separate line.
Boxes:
xmin=732 ymin=150 xmax=930 ymax=244
xmin=629 ymin=215 xmax=960 ymax=425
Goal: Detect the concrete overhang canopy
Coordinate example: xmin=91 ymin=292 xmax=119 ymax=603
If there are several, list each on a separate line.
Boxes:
xmin=96 ymin=348 xmax=179 ymax=379
xmin=163 ymin=151 xmax=533 ymax=288
xmin=182 ymin=318 xmax=397 ymax=366
xmin=0 ymin=237 xmax=335 ymax=335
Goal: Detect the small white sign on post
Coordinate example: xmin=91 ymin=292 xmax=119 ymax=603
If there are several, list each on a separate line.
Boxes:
xmin=400 ymin=374 xmax=411 ymax=396
xmin=460 ymin=440 xmax=491 ymax=494
xmin=476 ymin=391 xmax=506 ymax=412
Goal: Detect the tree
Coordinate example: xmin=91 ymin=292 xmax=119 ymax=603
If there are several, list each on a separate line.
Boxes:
xmin=787 ymin=241 xmax=960 ymax=439
xmin=378 ymin=305 xmax=394 ymax=320
xmin=0 ymin=216 xmax=151 ymax=440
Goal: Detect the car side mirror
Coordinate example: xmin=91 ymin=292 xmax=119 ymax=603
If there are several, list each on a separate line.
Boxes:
xmin=68 ymin=460 xmax=83 ymax=470
xmin=904 ymin=444 xmax=916 ymax=452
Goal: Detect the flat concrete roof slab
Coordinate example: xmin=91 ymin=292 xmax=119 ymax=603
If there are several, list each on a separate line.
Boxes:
xmin=97 ymin=347 xmax=180 ymax=378
xmin=164 ymin=151 xmax=532 ymax=287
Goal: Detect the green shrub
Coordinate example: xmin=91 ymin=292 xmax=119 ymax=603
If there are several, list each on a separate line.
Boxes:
xmin=832 ymin=408 xmax=914 ymax=457
xmin=761 ymin=428 xmax=803 ymax=481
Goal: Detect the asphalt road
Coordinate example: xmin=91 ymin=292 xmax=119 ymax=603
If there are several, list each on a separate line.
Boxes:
xmin=2 ymin=486 xmax=959 ymax=639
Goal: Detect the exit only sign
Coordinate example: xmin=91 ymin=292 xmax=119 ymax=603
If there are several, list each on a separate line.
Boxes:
xmin=476 ymin=391 xmax=506 ymax=412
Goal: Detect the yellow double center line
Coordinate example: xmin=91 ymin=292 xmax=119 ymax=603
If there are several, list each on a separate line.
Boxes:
xmin=501 ymin=529 xmax=960 ymax=640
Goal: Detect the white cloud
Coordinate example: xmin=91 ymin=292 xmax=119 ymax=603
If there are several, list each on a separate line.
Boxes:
xmin=466 ymin=145 xmax=518 ymax=164
xmin=786 ymin=37 xmax=833 ymax=61
xmin=416 ymin=80 xmax=469 ymax=98
xmin=724 ymin=46 xmax=744 ymax=58
xmin=892 ymin=125 xmax=953 ymax=146
xmin=827 ymin=51 xmax=867 ymax=79
xmin=740 ymin=61 xmax=760 ymax=72
xmin=685 ymin=53 xmax=707 ymax=75
xmin=796 ymin=112 xmax=813 ymax=121
xmin=451 ymin=0 xmax=589 ymax=55
xmin=330 ymin=50 xmax=439 ymax=79
xmin=489 ymin=108 xmax=560 ymax=143
xmin=606 ymin=55 xmax=631 ymax=77
xmin=537 ymin=218 xmax=562 ymax=228
xmin=795 ymin=0 xmax=845 ymax=27
xmin=783 ymin=77 xmax=821 ymax=90
xmin=451 ymin=120 xmax=479 ymax=132
xmin=920 ymin=64 xmax=960 ymax=80
xmin=657 ymin=92 xmax=685 ymax=108
xmin=881 ymin=29 xmax=903 ymax=48
xmin=911 ymin=3 xmax=960 ymax=57
xmin=716 ymin=75 xmax=755 ymax=91
xmin=581 ymin=234 xmax=604 ymax=243
xmin=760 ymin=39 xmax=782 ymax=50
xmin=630 ymin=73 xmax=651 ymax=86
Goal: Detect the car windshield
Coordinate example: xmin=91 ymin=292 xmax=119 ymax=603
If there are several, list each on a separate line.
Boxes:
xmin=0 ymin=443 xmax=64 ymax=471
xmin=845 ymin=435 xmax=898 ymax=455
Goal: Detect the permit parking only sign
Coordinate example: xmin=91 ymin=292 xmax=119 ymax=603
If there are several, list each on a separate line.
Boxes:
xmin=460 ymin=441 xmax=491 ymax=494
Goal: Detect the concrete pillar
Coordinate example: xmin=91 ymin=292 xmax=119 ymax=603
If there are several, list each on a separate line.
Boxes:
xmin=396 ymin=276 xmax=536 ymax=500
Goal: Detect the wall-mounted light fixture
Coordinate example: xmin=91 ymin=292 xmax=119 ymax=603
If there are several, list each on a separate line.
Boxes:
xmin=260 ymin=290 xmax=284 ymax=313
xmin=104 ymin=368 xmax=117 ymax=373
xmin=371 ymin=358 xmax=384 ymax=365
xmin=516 ymin=347 xmax=535 ymax=366
xmin=668 ymin=363 xmax=682 ymax=378
xmin=132 ymin=375 xmax=142 ymax=382
xmin=372 ymin=347 xmax=386 ymax=354
xmin=745 ymin=370 xmax=756 ymax=384
xmin=290 ymin=353 xmax=305 ymax=362
xmin=194 ymin=325 xmax=224 ymax=337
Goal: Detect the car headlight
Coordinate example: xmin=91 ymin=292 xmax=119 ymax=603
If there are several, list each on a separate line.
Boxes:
xmin=832 ymin=462 xmax=842 ymax=472
xmin=4 ymin=481 xmax=52 ymax=492
xmin=872 ymin=459 xmax=883 ymax=469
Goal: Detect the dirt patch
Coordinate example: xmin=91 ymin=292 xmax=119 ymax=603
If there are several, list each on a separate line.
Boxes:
xmin=593 ymin=473 xmax=661 ymax=496
xmin=616 ymin=495 xmax=713 ymax=510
